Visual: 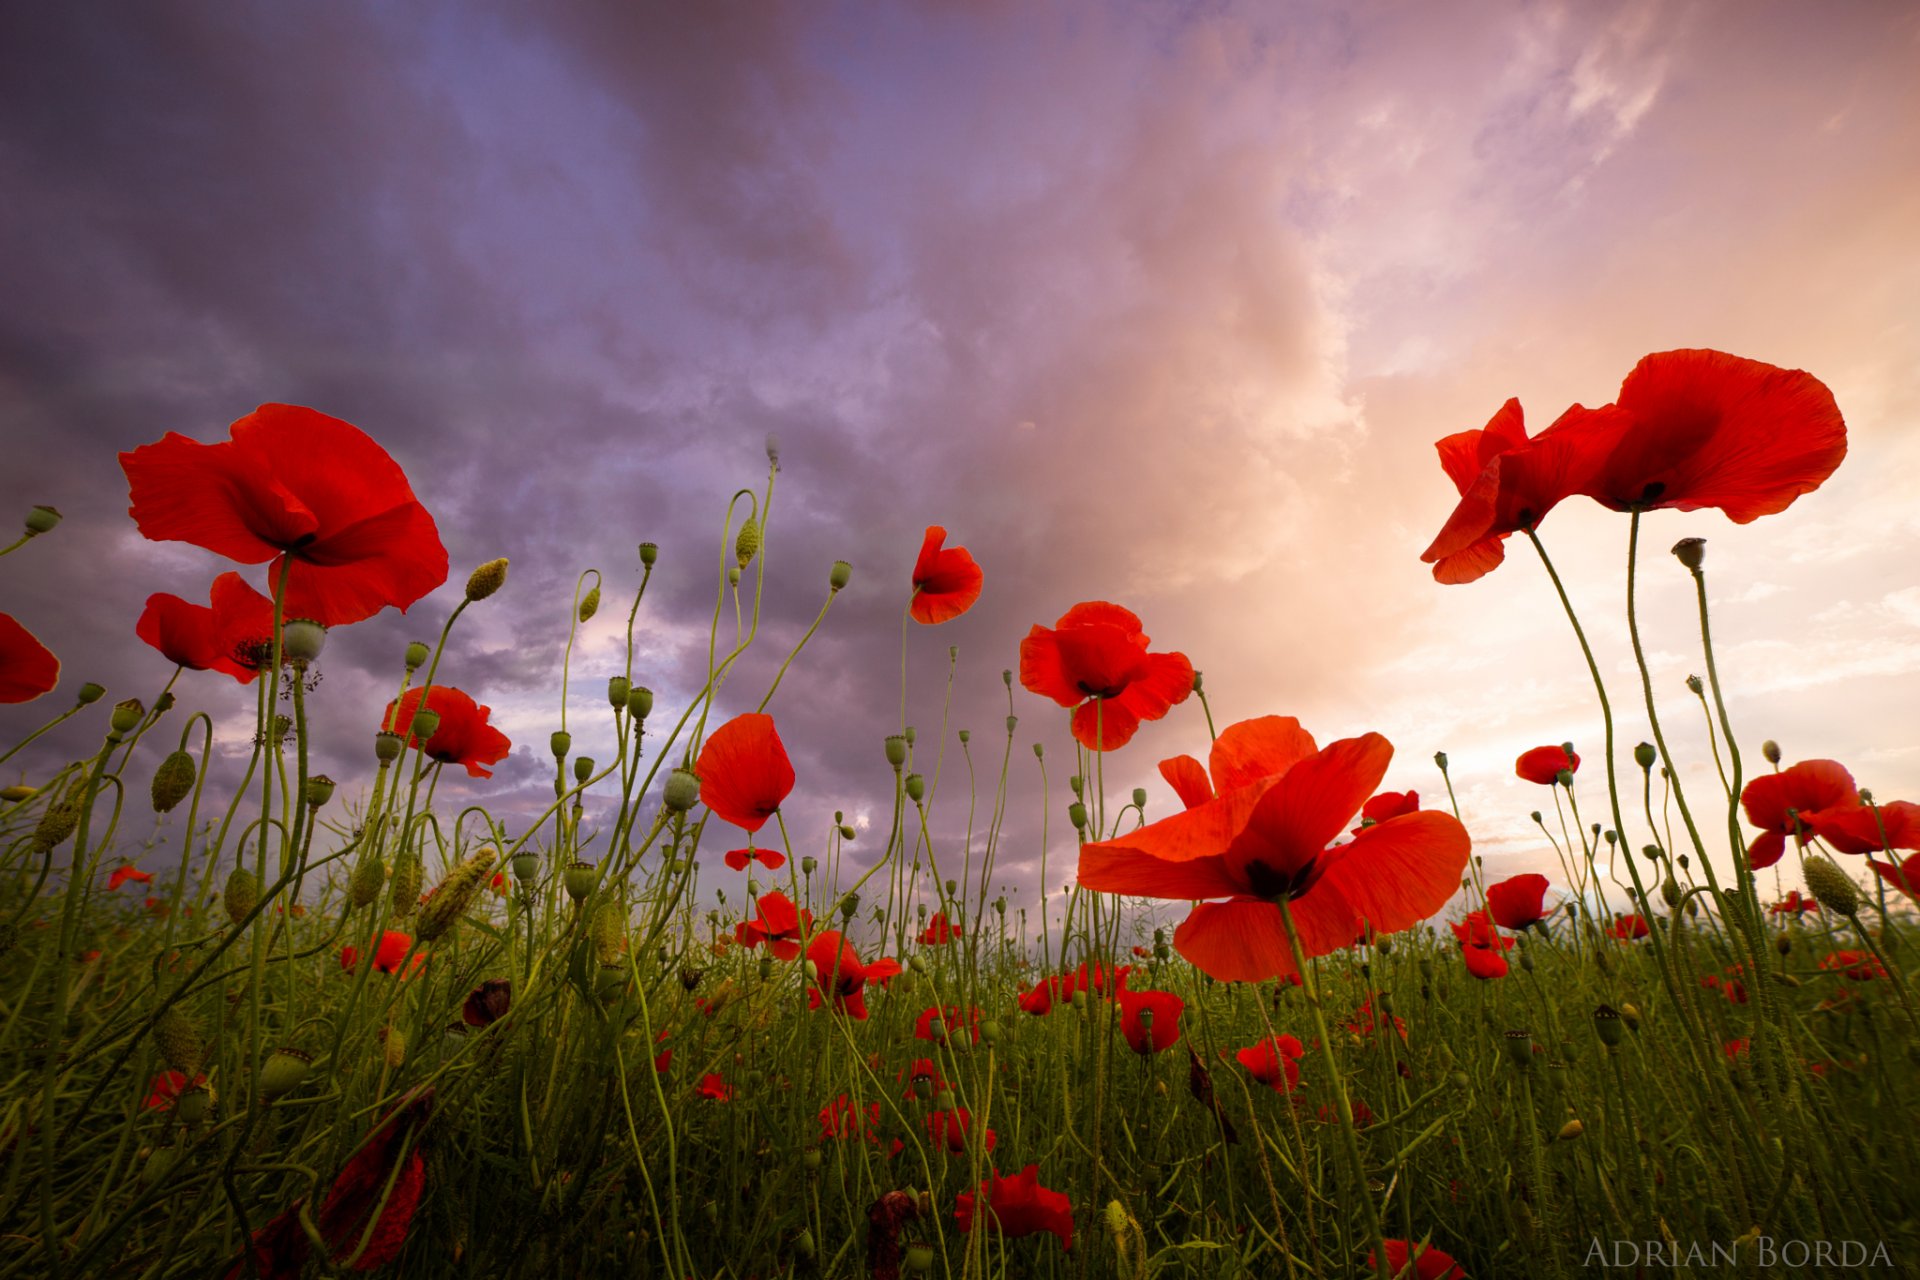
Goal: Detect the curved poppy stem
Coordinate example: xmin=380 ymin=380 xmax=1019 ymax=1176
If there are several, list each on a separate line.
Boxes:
xmin=1276 ymin=898 xmax=1390 ymax=1280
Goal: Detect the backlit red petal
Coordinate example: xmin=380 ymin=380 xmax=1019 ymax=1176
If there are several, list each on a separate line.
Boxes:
xmin=0 ymin=613 xmax=60 ymax=704
xmin=697 ymin=713 xmax=796 ymax=833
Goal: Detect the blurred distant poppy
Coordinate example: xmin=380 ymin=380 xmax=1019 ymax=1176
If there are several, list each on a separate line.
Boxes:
xmin=1769 ymin=890 xmax=1821 ymax=917
xmin=1449 ymin=911 xmax=1513 ymax=951
xmin=1116 ymin=988 xmax=1184 ymax=1054
xmin=106 ymin=865 xmax=153 ymax=891
xmin=342 ymin=930 xmax=423 ymax=978
xmin=1020 ymin=602 xmax=1193 ymax=751
xmin=383 ymin=686 xmax=511 ymax=779
xmin=914 ymin=1004 xmax=982 ymax=1045
xmin=910 ymin=526 xmax=984 ymax=624
xmin=696 ymin=1073 xmax=735 ymax=1101
xmin=1461 ymin=944 xmax=1509 ymax=980
xmin=1371 ymin=1239 xmax=1467 ymax=1280
xmin=144 ymin=1070 xmax=207 ymax=1110
xmin=1739 ymin=760 xmax=1858 ymax=870
xmin=1347 ymin=995 xmax=1406 ymax=1041
xmin=1073 ymin=960 xmax=1132 ymax=997
xmin=805 ymin=930 xmax=899 ymax=1020
xmin=1318 ymin=1099 xmax=1375 ymax=1127
xmin=122 ymin=404 xmax=448 ymax=626
xmin=1486 ymin=873 xmax=1550 ymax=930
xmin=136 ymin=572 xmax=276 ymax=681
xmin=735 ymin=891 xmax=811 ymax=962
xmin=918 ymin=911 xmax=961 ymax=945
xmin=819 ymin=1094 xmax=882 ymax=1142
xmin=926 ymin=1107 xmax=996 ymax=1155
xmin=0 ymin=612 xmax=59 ymax=703
xmin=955 ymin=1164 xmax=1073 ymax=1250
xmin=1515 ymin=745 xmax=1578 ymax=785
xmin=1820 ymin=949 xmax=1886 ymax=981
xmin=1610 ymin=913 xmax=1651 ymax=941
xmin=1018 ymin=974 xmax=1073 ymax=1016
xmin=1235 ymin=1034 xmax=1305 ymax=1093
xmin=697 ymin=713 xmax=794 ymax=833
xmin=723 ymin=846 xmax=787 ymax=872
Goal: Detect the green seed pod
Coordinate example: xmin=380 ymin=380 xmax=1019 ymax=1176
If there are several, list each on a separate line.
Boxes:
xmin=150 ymin=750 xmax=196 ymax=813
xmin=1802 ymin=856 xmax=1860 ymax=916
xmin=639 ymin=541 xmax=658 ymax=566
xmin=839 ymin=825 xmax=856 ymax=841
xmin=885 ymin=736 xmax=908 ymax=768
xmin=981 ymin=1020 xmax=1002 ymax=1046
xmin=578 ymin=584 xmax=601 ymax=622
xmin=408 ymin=708 xmax=441 ymax=741
xmin=154 ymin=1007 xmax=204 ymax=1076
xmin=280 ymin=618 xmax=326 ymax=664
xmin=25 ymin=504 xmax=61 ymax=535
xmin=627 ymin=685 xmax=654 ymax=719
xmin=727 ymin=565 xmax=741 ymax=586
xmin=1634 ymin=742 xmax=1657 ymax=769
xmin=1068 ymin=802 xmax=1088 ymax=831
xmin=904 ymin=773 xmax=926 ymax=803
xmin=607 ymin=675 xmax=630 ymax=707
xmin=374 ymin=731 xmax=404 ymax=763
xmin=511 ymin=850 xmax=539 ymax=885
xmin=389 ymin=855 xmax=423 ymax=921
xmin=550 ymin=730 xmax=572 ymax=760
xmin=1131 ymin=787 xmax=1148 ymax=809
xmin=1660 ymin=878 xmax=1682 ymax=907
xmin=416 ymin=845 xmax=499 ymax=942
xmin=564 ymin=860 xmax=598 ymax=903
xmin=801 ymin=856 xmax=818 ymax=875
xmin=466 ymin=557 xmax=509 ymax=602
xmin=574 ymin=756 xmax=595 ymax=784
xmin=1502 ymin=1029 xmax=1534 ymax=1071
xmin=404 ymin=640 xmax=431 ymax=671
xmin=839 ymin=892 xmax=859 ymax=921
xmin=76 ymin=682 xmax=105 ymax=704
xmin=224 ymin=868 xmax=259 ymax=926
xmin=802 ymin=1148 xmax=822 ymax=1172
xmin=664 ymin=769 xmax=701 ymax=812
xmin=258 ymin=1047 xmax=312 ymax=1100
xmin=172 ymin=1087 xmax=210 ymax=1127
xmin=735 ymin=518 xmax=760 ymax=568
xmin=1592 ymin=1004 xmax=1624 ymax=1048
xmin=303 ymin=775 xmax=335 ymax=808
xmin=829 ymin=560 xmax=851 ymax=591
xmin=349 ymin=854 xmax=386 ymax=909
xmin=110 ymin=699 xmax=145 ymax=735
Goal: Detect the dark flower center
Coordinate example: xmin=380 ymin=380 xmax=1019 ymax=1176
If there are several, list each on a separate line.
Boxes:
xmin=1244 ymin=856 xmax=1319 ymax=901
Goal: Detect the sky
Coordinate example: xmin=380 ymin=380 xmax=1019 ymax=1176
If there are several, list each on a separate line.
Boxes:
xmin=3 ymin=0 xmax=1918 ymax=937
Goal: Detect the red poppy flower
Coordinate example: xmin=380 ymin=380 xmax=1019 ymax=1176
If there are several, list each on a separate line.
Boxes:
xmin=819 ymin=1094 xmax=883 ymax=1142
xmin=144 ymin=1069 xmax=207 ymax=1110
xmin=1116 ymin=988 xmax=1183 ymax=1054
xmin=697 ymin=713 xmax=795 ymax=833
xmin=804 ymin=930 xmax=899 ymax=1019
xmin=735 ymin=891 xmax=811 ymax=962
xmin=382 ymin=686 xmax=511 ymax=779
xmin=1486 ymin=873 xmax=1550 ymax=930
xmin=1018 ymin=974 xmax=1074 ymax=1015
xmin=1073 ymin=960 xmax=1132 ymax=997
xmin=1347 ymin=995 xmax=1406 ymax=1041
xmin=312 ymin=1090 xmax=434 ymax=1271
xmin=910 ymin=526 xmax=984 ymax=624
xmin=121 ymin=404 xmax=448 ymax=626
xmin=1869 ymin=852 xmax=1920 ymax=901
xmin=914 ymin=1004 xmax=982 ymax=1044
xmin=1461 ymin=944 xmax=1509 ymax=980
xmin=1020 ymin=602 xmax=1194 ymax=751
xmin=1820 ymin=950 xmax=1886 ymax=982
xmin=1724 ymin=1037 xmax=1750 ymax=1060
xmin=135 ymin=573 xmax=277 ymax=682
xmin=487 ymin=871 xmax=508 ymax=896
xmin=1236 ymin=1034 xmax=1305 ymax=1093
xmin=1317 ymin=1099 xmax=1375 ymax=1127
xmin=696 ymin=1073 xmax=735 ymax=1101
xmin=1131 ymin=944 xmax=1152 ymax=958
xmin=0 ymin=612 xmax=59 ymax=703
xmin=955 ymin=1164 xmax=1073 ymax=1251
xmin=1080 ymin=724 xmax=1471 ymax=983
xmin=461 ymin=978 xmax=511 ymax=1028
xmin=1421 ymin=398 xmax=1631 ymax=585
xmin=1370 ymin=1240 xmax=1467 ymax=1280
xmin=898 ymin=1058 xmax=947 ymax=1099
xmin=1449 ymin=911 xmax=1513 ymax=951
xmin=722 ymin=846 xmax=787 ymax=872
xmin=1515 ymin=745 xmax=1578 ymax=785
xmin=1610 ymin=913 xmax=1650 ymax=940
xmin=1580 ymin=349 xmax=1846 ymax=522
xmin=106 ymin=865 xmax=154 ymax=890
xmin=1357 ymin=790 xmax=1419 ymax=831
xmin=653 ymin=1047 xmax=673 ymax=1074
xmin=1814 ymin=799 xmax=1920 ymax=855
xmin=918 ymin=911 xmax=962 ymax=945
xmin=1768 ymin=889 xmax=1821 ymax=916
xmin=926 ymin=1107 xmax=996 ymax=1155
xmin=1739 ymin=760 xmax=1858 ymax=870
xmin=342 ymin=930 xmax=423 ymax=978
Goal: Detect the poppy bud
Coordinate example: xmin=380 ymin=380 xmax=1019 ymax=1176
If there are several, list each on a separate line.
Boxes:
xmin=904 ymin=726 xmax=916 ymax=746
xmin=995 ymin=896 xmax=1007 ymax=916
xmin=835 ymin=809 xmax=844 ymax=823
xmin=909 ymin=954 xmax=928 ymax=975
xmin=1007 ymin=715 xmax=1018 ymax=734
xmin=1802 ymin=857 xmax=1860 ymax=916
xmin=1502 ymin=1029 xmax=1534 ymax=1071
xmin=24 ymin=504 xmax=61 ymax=535
xmin=550 ymin=730 xmax=571 ymax=760
xmin=574 ymin=756 xmax=595 ymax=784
xmin=628 ymin=685 xmax=654 ymax=719
xmin=1434 ymin=750 xmax=1449 ymax=771
xmin=1684 ymin=674 xmax=1705 ymax=696
xmin=1530 ymin=811 xmax=1542 ymax=824
xmin=418 ymin=845 xmax=498 ymax=942
xmin=1556 ymin=1119 xmax=1585 ymax=1142
xmin=1071 ymin=990 xmax=1087 ymax=1010
xmin=258 ymin=1047 xmax=311 ymax=1100
xmin=829 ymin=560 xmax=851 ymax=591
xmin=735 ymin=518 xmax=760 ymax=568
xmin=727 ymin=566 xmax=741 ymax=586
xmin=578 ymin=585 xmax=601 ymax=622
xmin=957 ymin=728 xmax=970 ymax=744
xmin=375 ymin=731 xmax=403 ymax=763
xmin=389 ymin=855 xmax=422 ymax=920
xmin=664 ymin=768 xmax=701 ymax=812
xmin=803 ymin=959 xmax=820 ymax=983
xmin=110 ymin=699 xmax=145 ymax=735
xmin=1629 ymin=743 xmax=1656 ymax=771
xmin=72 ymin=682 xmax=104 ymax=706
xmin=224 ymin=868 xmax=259 ymax=926
xmin=1593 ymin=1004 xmax=1623 ymax=1047
xmin=151 ymin=750 xmax=197 ymax=813
xmin=840 ymin=893 xmax=859 ymax=920
xmin=1671 ymin=537 xmax=1706 ymax=570
xmin=933 ymin=1087 xmax=955 ymax=1109
xmin=1555 ymin=768 xmax=1574 ymax=788
xmin=280 ymin=619 xmax=326 ymax=664
xmin=349 ymin=854 xmax=386 ymax=907
xmin=904 ymin=1243 xmax=935 ymax=1274
xmin=1519 ymin=949 xmax=1534 ymax=972
xmin=465 ymin=557 xmax=510 ymax=602
xmin=1619 ymin=1002 xmax=1641 ymax=1032
xmin=840 ymin=825 xmax=857 ymax=840
xmin=801 ymin=1148 xmax=822 ymax=1172
xmin=590 ymin=901 xmax=625 ymax=965
xmin=173 ymin=1087 xmax=211 ymax=1127
xmin=1069 ymin=775 xmax=1084 ymax=798
xmin=608 ymin=676 xmax=630 ymax=707
xmin=404 ymin=640 xmax=430 ymax=671
xmin=1660 ymin=878 xmax=1681 ymax=907
xmin=639 ymin=542 xmax=658 ymax=567
xmin=154 ymin=1007 xmax=204 ymax=1075
xmin=885 ymin=736 xmax=908 ymax=768
xmin=1762 ymin=739 xmax=1781 ymax=765
xmin=800 ymin=856 xmax=817 ymax=876
xmin=1068 ymin=802 xmax=1088 ymax=831
xmin=981 ymin=1020 xmax=1001 ymax=1045
xmin=382 ymin=1024 xmax=407 ymax=1069
xmin=1032 ymin=742 xmax=1043 ymax=759
xmin=905 ymin=773 xmax=926 ymax=803
xmin=565 ymin=860 xmax=598 ymax=903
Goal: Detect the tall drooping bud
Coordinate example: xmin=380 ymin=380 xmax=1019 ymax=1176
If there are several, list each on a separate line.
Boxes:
xmin=416 ymin=845 xmax=499 ymax=942
xmin=223 ymin=868 xmax=259 ymax=926
xmin=389 ymin=854 xmax=423 ymax=921
xmin=577 ymin=584 xmax=601 ymax=622
xmin=1802 ymin=857 xmax=1860 ymax=917
xmin=24 ymin=504 xmax=62 ymax=535
xmin=466 ymin=557 xmax=509 ymax=602
xmin=735 ymin=518 xmax=761 ymax=569
xmin=150 ymin=751 xmax=197 ymax=813
xmin=154 ymin=1007 xmax=204 ymax=1075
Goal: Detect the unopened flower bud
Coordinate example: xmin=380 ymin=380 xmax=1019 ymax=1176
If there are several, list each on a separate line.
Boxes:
xmin=829 ymin=560 xmax=851 ymax=591
xmin=1068 ymin=802 xmax=1088 ymax=831
xmin=280 ymin=619 xmax=326 ymax=663
xmin=1802 ymin=857 xmax=1860 ymax=916
xmin=885 ymin=736 xmax=908 ymax=768
xmin=664 ymin=768 xmax=701 ymax=812
xmin=1685 ymin=674 xmax=1704 ymax=695
xmin=24 ymin=504 xmax=61 ymax=535
xmin=578 ymin=584 xmax=601 ymax=622
xmin=550 ymin=730 xmax=571 ymax=760
xmin=1660 ymin=878 xmax=1682 ymax=907
xmin=258 ymin=1047 xmax=311 ymax=1100
xmin=1031 ymin=741 xmax=1043 ymax=759
xmin=404 ymin=640 xmax=430 ymax=671
xmin=727 ymin=565 xmax=741 ymax=586
xmin=1556 ymin=767 xmax=1574 ymax=788
xmin=1433 ymin=751 xmax=1449 ymax=771
xmin=466 ymin=557 xmax=509 ymax=602
xmin=76 ymin=682 xmax=105 ymax=705
xmin=417 ymin=845 xmax=498 ymax=942
xmin=839 ymin=892 xmax=859 ymax=921
xmin=304 ymin=775 xmax=335 ymax=808
xmin=224 ymin=868 xmax=259 ymax=926
xmin=1191 ymin=670 xmax=1204 ymax=691
xmin=1762 ymin=739 xmax=1781 ymax=765
xmin=110 ymin=699 xmax=145 ymax=735
xmin=957 ymin=728 xmax=970 ymax=744
xmin=627 ymin=685 xmax=654 ymax=719
xmin=349 ymin=854 xmax=386 ymax=908
xmin=1671 ymin=537 xmax=1706 ymax=570
xmin=905 ymin=773 xmax=926 ymax=803
xmin=154 ymin=1006 xmax=204 ymax=1075
xmin=151 ymin=750 xmax=197 ymax=813
xmin=735 ymin=518 xmax=761 ymax=568
xmin=388 ymin=854 xmax=423 ymax=920
xmin=1068 ymin=775 xmax=1083 ymax=797
xmin=839 ymin=824 xmax=856 ymax=840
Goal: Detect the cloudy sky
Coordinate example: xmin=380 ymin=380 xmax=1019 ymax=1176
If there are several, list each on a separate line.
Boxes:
xmin=3 ymin=0 xmax=1917 ymax=933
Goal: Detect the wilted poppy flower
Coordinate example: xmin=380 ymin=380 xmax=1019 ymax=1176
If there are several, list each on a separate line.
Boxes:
xmin=1116 ymin=988 xmax=1184 ymax=1054
xmin=1869 ymin=852 xmax=1920 ymax=901
xmin=1769 ymin=889 xmax=1821 ymax=917
xmin=106 ymin=865 xmax=154 ymax=890
xmin=723 ymin=846 xmax=787 ymax=872
xmin=1461 ymin=944 xmax=1509 ymax=980
xmin=697 ymin=713 xmax=795 ymax=833
xmin=1486 ymin=873 xmax=1550 ymax=930
xmin=144 ymin=1069 xmax=207 ymax=1110
xmin=955 ymin=1164 xmax=1073 ymax=1250
xmin=461 ymin=978 xmax=511 ymax=1028
xmin=317 ymin=1090 xmax=432 ymax=1270
xmin=0 ymin=612 xmax=59 ymax=703
xmin=805 ymin=930 xmax=900 ymax=1020
xmin=1820 ymin=950 xmax=1886 ymax=982
xmin=1080 ymin=723 xmax=1471 ymax=983
xmin=819 ymin=1094 xmax=883 ymax=1142
xmin=1515 ymin=745 xmax=1578 ymax=785
xmin=1609 ymin=913 xmax=1650 ymax=941
xmin=735 ymin=891 xmax=811 ymax=962
xmin=695 ymin=1073 xmax=735 ymax=1101
xmin=382 ymin=686 xmax=511 ymax=779
xmin=1449 ymin=911 xmax=1513 ymax=952
xmin=910 ymin=526 xmax=984 ymax=624
xmin=1236 ymin=1034 xmax=1305 ymax=1093
xmin=122 ymin=404 xmax=448 ymax=627
xmin=1020 ymin=602 xmax=1193 ymax=751
xmin=914 ymin=1004 xmax=982 ymax=1044
xmin=342 ymin=930 xmax=423 ymax=978
xmin=918 ymin=911 xmax=961 ymax=945
xmin=1739 ymin=760 xmax=1858 ymax=870
xmin=1370 ymin=1239 xmax=1467 ymax=1280
xmin=136 ymin=572 xmax=278 ymax=682
xmin=1421 ymin=398 xmax=1631 ymax=585
xmin=926 ymin=1107 xmax=996 ymax=1155
xmin=1580 ymin=349 xmax=1846 ymax=522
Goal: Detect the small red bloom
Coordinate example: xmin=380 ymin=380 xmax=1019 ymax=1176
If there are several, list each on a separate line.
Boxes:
xmin=695 ymin=1073 xmax=735 ymax=1101
xmin=1515 ymin=745 xmax=1578 ymax=785
xmin=805 ymin=930 xmax=899 ymax=1020
xmin=1739 ymin=760 xmax=1858 ymax=870
xmin=926 ymin=1107 xmax=996 ymax=1155
xmin=1485 ymin=873 xmax=1550 ymax=930
xmin=106 ymin=865 xmax=154 ymax=890
xmin=1019 ymin=602 xmax=1193 ymax=751
xmin=819 ymin=1094 xmax=882 ymax=1142
xmin=722 ymin=846 xmax=787 ymax=872
xmin=382 ymin=686 xmax=511 ymax=779
xmin=697 ymin=713 xmax=795 ymax=833
xmin=1820 ymin=950 xmax=1886 ymax=982
xmin=1609 ymin=913 xmax=1651 ymax=941
xmin=1018 ymin=974 xmax=1074 ymax=1015
xmin=1449 ymin=911 xmax=1513 ymax=951
xmin=1724 ymin=1037 xmax=1750 ymax=1060
xmin=121 ymin=404 xmax=448 ymax=626
xmin=0 ymin=612 xmax=59 ymax=703
xmin=488 ymin=871 xmax=508 ymax=896
xmin=910 ymin=526 xmax=984 ymax=624
xmin=735 ymin=891 xmax=811 ymax=962
xmin=1073 ymin=960 xmax=1133 ymax=997
xmin=144 ymin=1070 xmax=207 ymax=1110
xmin=653 ymin=1047 xmax=672 ymax=1074
xmin=1768 ymin=889 xmax=1821 ymax=917
xmin=1581 ymin=349 xmax=1846 ymax=523
xmin=1235 ymin=1034 xmax=1305 ymax=1093
xmin=918 ymin=911 xmax=962 ymax=945
xmin=914 ymin=1004 xmax=983 ymax=1044
xmin=1348 ymin=995 xmax=1406 ymax=1041
xmin=955 ymin=1164 xmax=1073 ymax=1251
xmin=1461 ymin=944 xmax=1509 ymax=980
xmin=1318 ymin=1099 xmax=1375 ymax=1127
xmin=1116 ymin=988 xmax=1184 ymax=1054
xmin=1370 ymin=1239 xmax=1468 ymax=1280
xmin=135 ymin=572 xmax=278 ymax=682
xmin=342 ymin=930 xmax=423 ymax=978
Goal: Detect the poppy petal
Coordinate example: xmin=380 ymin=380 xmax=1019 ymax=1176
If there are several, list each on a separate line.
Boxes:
xmin=1172 ymin=898 xmax=1299 ymax=983
xmin=121 ymin=430 xmax=309 ymax=562
xmin=1159 ymin=755 xmax=1213 ymax=810
xmin=1311 ymin=811 xmax=1472 ymax=937
xmin=1208 ymin=716 xmax=1319 ymax=794
xmin=697 ymin=713 xmax=796 ymax=833
xmin=0 ymin=612 xmax=61 ymax=704
xmin=1223 ymin=734 xmax=1393 ymax=884
xmin=1071 ymin=698 xmax=1142 ymax=751
xmin=1076 ymin=847 xmax=1241 ymax=899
